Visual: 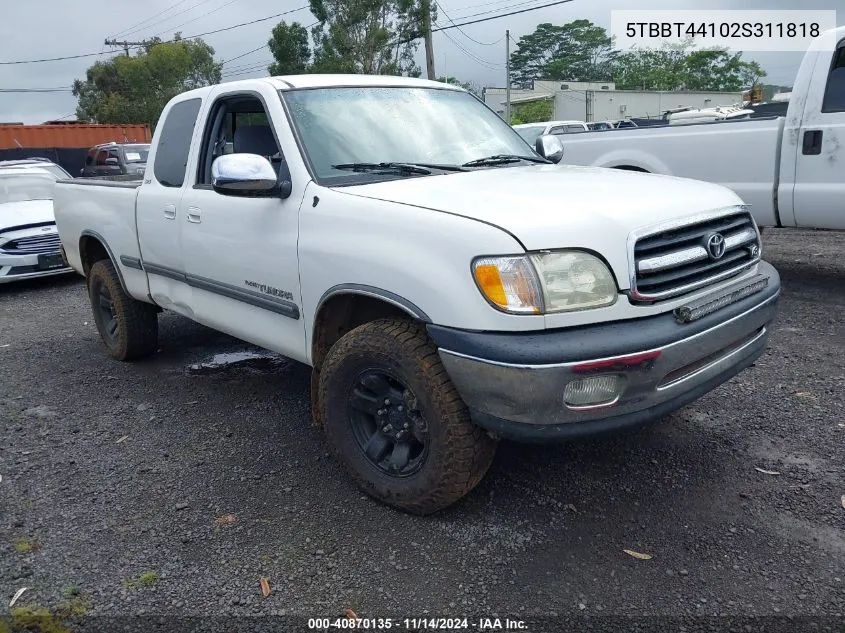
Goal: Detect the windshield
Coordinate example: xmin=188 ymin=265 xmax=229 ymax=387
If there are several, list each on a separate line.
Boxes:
xmin=0 ymin=174 xmax=55 ymax=204
xmin=123 ymin=144 xmax=150 ymax=163
xmin=514 ymin=126 xmax=545 ymax=145
xmin=282 ymin=87 xmax=536 ymax=183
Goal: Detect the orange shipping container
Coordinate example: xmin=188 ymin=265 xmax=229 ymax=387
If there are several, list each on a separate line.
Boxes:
xmin=0 ymin=124 xmax=151 ymax=149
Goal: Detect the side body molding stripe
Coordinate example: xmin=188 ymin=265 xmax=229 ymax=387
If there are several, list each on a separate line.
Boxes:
xmin=131 ymin=258 xmax=300 ymax=320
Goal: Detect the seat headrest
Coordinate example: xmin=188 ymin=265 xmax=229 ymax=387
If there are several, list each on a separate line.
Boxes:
xmin=233 ymin=124 xmax=278 ymax=158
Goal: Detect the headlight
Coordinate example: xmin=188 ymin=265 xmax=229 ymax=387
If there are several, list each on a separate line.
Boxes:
xmin=473 ymin=250 xmax=617 ymax=314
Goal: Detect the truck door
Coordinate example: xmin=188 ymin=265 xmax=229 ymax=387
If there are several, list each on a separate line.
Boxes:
xmin=135 ymin=97 xmax=203 ymax=316
xmin=792 ymin=39 xmax=845 ymax=230
xmin=178 ymin=91 xmax=307 ymax=362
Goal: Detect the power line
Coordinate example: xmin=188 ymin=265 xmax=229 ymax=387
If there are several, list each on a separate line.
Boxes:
xmin=109 ymin=0 xmax=195 ymax=39
xmin=0 ymin=5 xmax=310 ymax=65
xmin=436 ymin=25 xmax=502 ymax=70
xmin=434 ymin=1 xmax=504 ymax=45
xmin=221 ymin=44 xmax=269 ymax=66
xmin=431 ymin=0 xmax=574 ymax=33
xmin=153 ymin=0 xmax=242 ymax=38
xmin=0 ymin=88 xmax=74 ymax=93
xmin=120 ymin=0 xmax=221 ymax=39
xmin=447 ymin=0 xmax=547 ymax=17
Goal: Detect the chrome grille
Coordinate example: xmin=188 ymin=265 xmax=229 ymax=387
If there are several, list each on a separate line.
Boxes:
xmin=1 ymin=232 xmax=61 ymax=254
xmin=631 ymin=210 xmax=761 ymax=302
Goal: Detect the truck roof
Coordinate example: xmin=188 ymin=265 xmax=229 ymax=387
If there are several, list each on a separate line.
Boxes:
xmin=178 ymin=74 xmax=466 ymax=100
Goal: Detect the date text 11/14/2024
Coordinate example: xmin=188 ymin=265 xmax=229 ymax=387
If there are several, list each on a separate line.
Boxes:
xmin=308 ymin=617 xmax=528 ymax=630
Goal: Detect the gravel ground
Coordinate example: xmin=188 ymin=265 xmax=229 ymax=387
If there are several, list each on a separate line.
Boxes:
xmin=1 ymin=228 xmax=843 ymax=632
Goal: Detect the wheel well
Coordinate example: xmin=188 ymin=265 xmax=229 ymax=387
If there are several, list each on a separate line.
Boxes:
xmin=312 ymin=294 xmax=413 ymax=370
xmin=79 ymin=235 xmax=111 ymax=276
xmin=612 ymin=165 xmax=649 ymax=172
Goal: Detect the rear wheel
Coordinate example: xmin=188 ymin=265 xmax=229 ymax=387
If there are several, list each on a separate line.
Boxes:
xmin=318 ymin=318 xmax=496 ymax=515
xmin=88 ymin=259 xmax=158 ymax=361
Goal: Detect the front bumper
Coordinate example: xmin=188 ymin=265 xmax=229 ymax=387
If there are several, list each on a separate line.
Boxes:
xmin=0 ymin=250 xmax=72 ymax=284
xmin=429 ymin=261 xmax=780 ymax=442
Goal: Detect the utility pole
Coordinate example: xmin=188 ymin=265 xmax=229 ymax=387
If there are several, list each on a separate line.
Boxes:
xmin=421 ymin=0 xmax=435 ymax=80
xmin=505 ymin=30 xmax=511 ymax=123
xmin=104 ymin=39 xmax=146 ymax=56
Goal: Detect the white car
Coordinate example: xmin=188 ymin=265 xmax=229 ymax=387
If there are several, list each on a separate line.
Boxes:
xmin=0 ymin=172 xmax=72 ymax=283
xmin=513 ymin=120 xmax=588 ymax=145
xmin=0 ymin=158 xmax=72 ymax=180
xmin=54 ymin=74 xmax=779 ymax=514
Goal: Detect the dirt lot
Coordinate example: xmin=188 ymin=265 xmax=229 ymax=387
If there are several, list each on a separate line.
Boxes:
xmin=1 ymin=228 xmax=843 ymax=632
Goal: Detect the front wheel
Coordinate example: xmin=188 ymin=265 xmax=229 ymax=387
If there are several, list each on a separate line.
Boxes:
xmin=88 ymin=259 xmax=158 ymax=361
xmin=318 ymin=318 xmax=496 ymax=515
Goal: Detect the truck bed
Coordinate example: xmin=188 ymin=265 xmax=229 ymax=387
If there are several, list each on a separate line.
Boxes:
xmin=53 ymin=177 xmax=148 ymax=297
xmin=559 ymin=116 xmax=786 ymax=227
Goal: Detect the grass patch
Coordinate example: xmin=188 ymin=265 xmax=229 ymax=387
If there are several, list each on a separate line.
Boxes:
xmin=55 ymin=594 xmax=91 ymax=619
xmin=13 ymin=538 xmax=41 ymax=554
xmin=123 ymin=570 xmax=159 ymax=590
xmin=8 ymin=604 xmax=71 ymax=633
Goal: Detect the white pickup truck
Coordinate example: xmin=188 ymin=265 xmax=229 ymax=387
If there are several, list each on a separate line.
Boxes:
xmin=557 ymin=26 xmax=845 ymax=231
xmin=54 ymin=74 xmax=780 ymax=514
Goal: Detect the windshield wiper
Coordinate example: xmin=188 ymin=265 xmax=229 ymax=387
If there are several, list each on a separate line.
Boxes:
xmin=462 ymin=154 xmax=550 ymax=167
xmin=331 ymin=162 xmax=433 ymax=176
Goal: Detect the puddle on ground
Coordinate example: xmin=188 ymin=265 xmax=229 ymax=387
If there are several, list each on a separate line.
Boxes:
xmin=187 ymin=350 xmax=290 ymax=375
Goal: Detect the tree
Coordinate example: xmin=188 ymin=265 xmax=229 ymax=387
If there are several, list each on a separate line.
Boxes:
xmin=308 ymin=0 xmax=426 ymax=75
xmin=267 ymin=1 xmax=429 ymax=76
xmin=509 ymin=99 xmax=553 ymax=125
xmin=613 ymin=42 xmax=767 ymax=92
xmin=509 ymin=20 xmax=616 ymax=89
xmin=268 ymin=21 xmax=311 ymax=75
xmin=73 ymin=36 xmax=221 ymax=127
xmin=436 ymin=75 xmax=479 ymax=95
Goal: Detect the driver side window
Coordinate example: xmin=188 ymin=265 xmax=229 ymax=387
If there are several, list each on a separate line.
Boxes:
xmin=196 ymin=97 xmax=285 ymax=186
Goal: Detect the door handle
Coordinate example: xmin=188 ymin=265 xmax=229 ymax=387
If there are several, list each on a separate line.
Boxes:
xmin=802 ymin=130 xmax=823 ymax=155
xmin=186 ymin=207 xmax=202 ymax=223
xmin=163 ymin=204 xmax=176 ymax=219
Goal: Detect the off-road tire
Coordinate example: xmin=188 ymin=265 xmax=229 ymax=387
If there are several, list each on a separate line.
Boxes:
xmin=88 ymin=259 xmax=158 ymax=361
xmin=319 ymin=318 xmax=496 ymax=515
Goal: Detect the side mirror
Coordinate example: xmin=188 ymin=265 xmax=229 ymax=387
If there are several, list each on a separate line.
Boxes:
xmin=105 ymin=157 xmax=119 ymax=166
xmin=535 ymin=134 xmax=564 ymax=164
xmin=211 ymin=153 xmax=290 ymax=198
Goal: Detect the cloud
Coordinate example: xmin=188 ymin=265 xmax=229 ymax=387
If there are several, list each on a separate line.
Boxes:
xmin=1 ymin=0 xmax=842 ymax=122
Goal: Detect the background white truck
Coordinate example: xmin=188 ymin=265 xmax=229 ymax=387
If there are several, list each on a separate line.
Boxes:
xmin=54 ymin=75 xmax=780 ymax=514
xmin=556 ymin=26 xmax=845 ymax=232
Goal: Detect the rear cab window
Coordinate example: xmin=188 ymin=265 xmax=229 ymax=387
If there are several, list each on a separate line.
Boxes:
xmin=153 ymin=98 xmax=202 ymax=187
xmin=822 ymin=42 xmax=845 ymax=113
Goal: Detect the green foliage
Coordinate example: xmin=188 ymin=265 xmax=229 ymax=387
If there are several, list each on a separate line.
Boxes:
xmin=124 ymin=570 xmax=160 ymax=589
xmin=9 ymin=605 xmax=71 ymax=633
xmin=268 ymin=22 xmax=311 ymax=75
xmin=509 ymin=20 xmax=767 ymax=93
xmin=614 ymin=41 xmax=767 ymax=91
xmin=435 ymin=76 xmax=478 ymax=95
xmin=73 ymin=35 xmax=222 ymax=127
xmin=268 ymin=1 xmax=427 ymax=77
xmin=14 ymin=537 xmax=41 ymax=553
xmin=509 ymin=20 xmax=616 ymax=88
xmin=509 ymin=99 xmax=553 ymax=125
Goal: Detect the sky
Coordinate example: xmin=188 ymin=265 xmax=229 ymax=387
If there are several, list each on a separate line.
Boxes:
xmin=1 ymin=0 xmax=843 ymax=123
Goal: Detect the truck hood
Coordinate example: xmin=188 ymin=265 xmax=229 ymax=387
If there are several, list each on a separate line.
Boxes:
xmin=0 ymin=199 xmax=55 ymax=231
xmin=340 ymin=164 xmax=743 ymax=252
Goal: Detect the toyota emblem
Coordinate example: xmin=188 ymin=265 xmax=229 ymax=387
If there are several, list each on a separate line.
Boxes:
xmin=706 ymin=233 xmax=726 ymax=260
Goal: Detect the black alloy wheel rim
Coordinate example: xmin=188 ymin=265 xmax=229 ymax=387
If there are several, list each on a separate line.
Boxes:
xmin=346 ymin=369 xmax=430 ymax=478
xmin=96 ymin=283 xmax=119 ymax=344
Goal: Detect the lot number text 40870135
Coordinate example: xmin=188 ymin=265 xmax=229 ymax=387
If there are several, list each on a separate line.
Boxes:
xmin=307 ymin=617 xmax=528 ymax=630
